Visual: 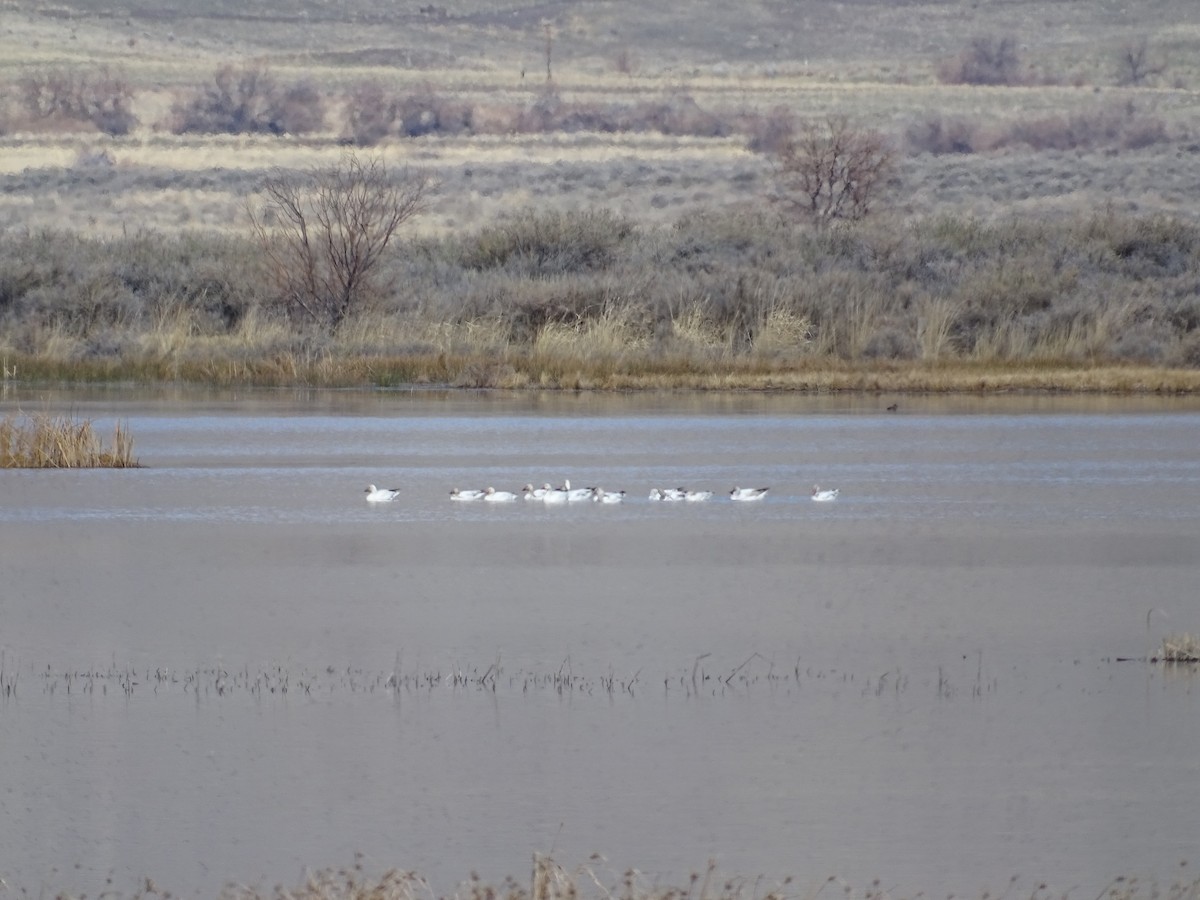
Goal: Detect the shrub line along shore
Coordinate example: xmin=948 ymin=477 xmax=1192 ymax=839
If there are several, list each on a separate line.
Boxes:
xmin=5 ymin=204 xmax=1200 ymax=394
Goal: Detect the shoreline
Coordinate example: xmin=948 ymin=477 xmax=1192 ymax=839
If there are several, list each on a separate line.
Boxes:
xmin=5 ymin=358 xmax=1200 ymax=394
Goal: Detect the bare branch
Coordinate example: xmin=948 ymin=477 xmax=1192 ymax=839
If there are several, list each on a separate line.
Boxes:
xmin=248 ymin=154 xmax=433 ymax=330
xmin=773 ymin=116 xmax=894 ymax=224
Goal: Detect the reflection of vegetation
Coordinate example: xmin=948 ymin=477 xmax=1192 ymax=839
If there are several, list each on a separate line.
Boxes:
xmin=0 ymin=413 xmax=138 ymax=468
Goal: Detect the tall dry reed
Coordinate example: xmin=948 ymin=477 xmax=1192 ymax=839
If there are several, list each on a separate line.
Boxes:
xmin=0 ymin=412 xmax=139 ymax=468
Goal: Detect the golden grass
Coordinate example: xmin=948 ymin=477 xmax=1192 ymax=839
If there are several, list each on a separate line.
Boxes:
xmin=0 ymin=412 xmax=139 ymax=468
xmin=7 ymin=347 xmax=1200 ymax=394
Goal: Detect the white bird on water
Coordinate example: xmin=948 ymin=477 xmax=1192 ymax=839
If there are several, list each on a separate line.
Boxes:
xmin=561 ymin=479 xmax=596 ymax=502
xmin=450 ymin=488 xmax=486 ymax=501
xmin=649 ymin=487 xmax=686 ymax=501
xmin=483 ymin=486 xmax=518 ymax=502
xmin=592 ymin=488 xmax=625 ymax=504
xmin=684 ymin=490 xmax=713 ymax=502
xmin=522 ymin=483 xmax=549 ymax=501
xmin=811 ymin=485 xmax=840 ymax=502
xmin=365 ymin=484 xmax=401 ymax=502
xmin=729 ymin=486 xmax=769 ymax=501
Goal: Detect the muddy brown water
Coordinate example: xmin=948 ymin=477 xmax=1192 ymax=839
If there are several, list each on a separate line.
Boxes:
xmin=2 ymin=389 xmax=1199 ymax=899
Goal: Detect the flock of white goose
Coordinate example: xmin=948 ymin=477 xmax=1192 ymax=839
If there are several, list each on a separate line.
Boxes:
xmin=366 ymin=482 xmax=839 ymax=504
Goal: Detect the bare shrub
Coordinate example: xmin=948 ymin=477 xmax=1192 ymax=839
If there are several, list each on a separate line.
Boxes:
xmin=747 ymin=105 xmax=796 ymax=154
xmin=938 ymin=35 xmax=1023 ymax=86
xmin=906 ymin=103 xmax=1169 ymax=155
xmin=248 ymin=155 xmax=433 ymax=330
xmin=457 ymin=209 xmax=636 ymax=276
xmin=905 ymin=114 xmax=976 ymax=154
xmin=397 ymin=83 xmax=473 ymax=137
xmin=169 ymin=64 xmax=326 ymax=135
xmin=1118 ymin=38 xmax=1166 ymax=86
xmin=341 ymin=80 xmax=398 ymax=146
xmin=16 ymin=66 xmax=137 ymax=135
xmin=773 ymin=116 xmax=895 ymax=223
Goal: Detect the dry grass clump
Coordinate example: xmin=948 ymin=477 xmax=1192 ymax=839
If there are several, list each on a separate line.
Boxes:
xmin=0 ymin=412 xmax=139 ymax=468
xmin=1159 ymin=634 xmax=1200 ymax=663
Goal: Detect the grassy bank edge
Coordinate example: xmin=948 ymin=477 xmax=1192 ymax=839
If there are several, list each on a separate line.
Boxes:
xmin=4 ymin=354 xmax=1200 ymax=393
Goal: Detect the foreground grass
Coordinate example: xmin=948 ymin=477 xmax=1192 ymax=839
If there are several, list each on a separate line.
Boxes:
xmin=0 ymin=412 xmax=139 ymax=467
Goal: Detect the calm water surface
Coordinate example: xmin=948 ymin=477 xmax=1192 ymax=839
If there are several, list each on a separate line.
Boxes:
xmin=1 ymin=389 xmax=1198 ymax=899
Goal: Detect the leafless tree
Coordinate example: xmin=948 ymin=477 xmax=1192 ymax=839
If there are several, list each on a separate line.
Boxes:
xmin=1118 ymin=38 xmax=1165 ymax=86
xmin=938 ymin=35 xmax=1022 ymax=86
xmin=16 ymin=65 xmax=137 ymax=135
xmin=170 ymin=63 xmax=325 ymax=135
xmin=248 ymin=155 xmax=433 ymax=330
xmin=773 ymin=116 xmax=895 ymax=223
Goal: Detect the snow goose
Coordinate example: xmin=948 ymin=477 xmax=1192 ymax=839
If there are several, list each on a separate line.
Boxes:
xmin=522 ymin=483 xmax=550 ymax=501
xmin=365 ymin=484 xmax=401 ymax=502
xmin=483 ymin=486 xmax=518 ymax=502
xmin=684 ymin=490 xmax=713 ymax=502
xmin=561 ymin=479 xmax=596 ymax=502
xmin=450 ymin=488 xmax=486 ymax=501
xmin=592 ymin=488 xmax=625 ymax=504
xmin=811 ymin=485 xmax=840 ymax=502
xmin=649 ymin=487 xmax=686 ymax=501
xmin=729 ymin=486 xmax=769 ymax=501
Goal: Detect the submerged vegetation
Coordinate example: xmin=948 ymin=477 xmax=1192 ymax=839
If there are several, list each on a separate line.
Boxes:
xmin=4 ymin=204 xmax=1200 ymax=392
xmin=0 ymin=412 xmax=138 ymax=467
xmin=27 ymin=855 xmax=1200 ymax=900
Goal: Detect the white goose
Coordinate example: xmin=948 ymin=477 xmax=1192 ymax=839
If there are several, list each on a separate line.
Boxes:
xmin=649 ymin=487 xmax=686 ymax=501
xmin=450 ymin=488 xmax=486 ymax=501
xmin=684 ymin=490 xmax=713 ymax=502
xmin=542 ymin=483 xmax=569 ymax=504
xmin=811 ymin=485 xmax=840 ymax=502
xmin=592 ymin=488 xmax=625 ymax=504
xmin=365 ymin=484 xmax=400 ymax=502
xmin=729 ymin=486 xmax=769 ymax=501
xmin=483 ymin=486 xmax=518 ymax=502
xmin=522 ymin=483 xmax=549 ymax=501
xmin=561 ymin=479 xmax=596 ymax=502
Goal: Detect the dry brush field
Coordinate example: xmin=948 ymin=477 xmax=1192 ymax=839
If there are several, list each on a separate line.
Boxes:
xmin=4 ymin=0 xmax=1200 ymax=389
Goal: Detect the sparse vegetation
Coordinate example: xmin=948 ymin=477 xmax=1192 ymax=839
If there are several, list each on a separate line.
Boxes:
xmin=772 ymin=116 xmax=895 ymax=222
xmin=3 ymin=206 xmax=1200 ymax=389
xmin=0 ymin=412 xmax=138 ymax=467
xmin=12 ymin=65 xmax=138 ymax=135
xmin=3 ymin=0 xmax=1200 ymax=390
xmin=169 ymin=64 xmax=326 ymax=136
xmin=938 ymin=35 xmax=1024 ymax=86
xmin=1159 ymin=633 xmax=1200 ymax=663
xmin=248 ymin=155 xmax=433 ymax=331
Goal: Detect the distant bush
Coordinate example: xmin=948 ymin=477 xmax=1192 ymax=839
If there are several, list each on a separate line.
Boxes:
xmin=747 ymin=105 xmax=796 ymax=154
xmin=169 ymin=64 xmax=326 ymax=135
xmin=773 ymin=116 xmax=895 ymax=223
xmin=938 ymin=35 xmax=1023 ymax=86
xmin=14 ymin=66 xmax=138 ymax=135
xmin=248 ymin=154 xmax=432 ymax=330
xmin=1117 ymin=38 xmax=1166 ymax=87
xmin=906 ymin=103 xmax=1170 ymax=155
xmin=455 ymin=209 xmax=637 ymax=276
xmin=341 ymin=80 xmax=399 ymax=146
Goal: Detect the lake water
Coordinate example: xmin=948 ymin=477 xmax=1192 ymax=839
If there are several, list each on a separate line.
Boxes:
xmin=2 ymin=388 xmax=1199 ymax=900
